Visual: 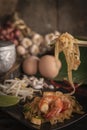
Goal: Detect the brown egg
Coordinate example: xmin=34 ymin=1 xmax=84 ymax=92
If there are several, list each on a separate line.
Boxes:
xmin=22 ymin=56 xmax=39 ymax=75
xmin=39 ymin=55 xmax=61 ymax=79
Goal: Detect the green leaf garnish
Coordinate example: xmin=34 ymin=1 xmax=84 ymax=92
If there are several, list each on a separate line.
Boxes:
xmin=55 ymin=47 xmax=87 ymax=84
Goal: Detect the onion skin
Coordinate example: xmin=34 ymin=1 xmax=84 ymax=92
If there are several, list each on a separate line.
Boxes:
xmin=0 ymin=23 xmax=21 ymax=46
xmin=39 ymin=55 xmax=62 ymax=79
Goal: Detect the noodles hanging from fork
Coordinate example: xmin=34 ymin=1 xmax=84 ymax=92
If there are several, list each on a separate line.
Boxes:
xmin=55 ymin=32 xmax=80 ymax=95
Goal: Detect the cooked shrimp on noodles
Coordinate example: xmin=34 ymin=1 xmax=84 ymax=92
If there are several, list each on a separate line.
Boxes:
xmin=24 ymin=91 xmax=83 ymax=125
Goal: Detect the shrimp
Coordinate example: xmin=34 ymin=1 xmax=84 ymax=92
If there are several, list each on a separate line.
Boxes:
xmin=45 ymin=97 xmax=63 ymax=119
xmin=38 ymin=92 xmax=63 ymax=118
xmin=38 ymin=92 xmax=55 ymax=113
xmin=39 ymin=95 xmax=56 ymax=113
xmin=38 ymin=92 xmax=71 ymax=119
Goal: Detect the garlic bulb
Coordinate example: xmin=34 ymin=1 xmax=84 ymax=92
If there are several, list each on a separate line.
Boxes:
xmin=17 ymin=45 xmax=26 ymax=55
xmin=21 ymin=38 xmax=32 ymax=49
xmin=32 ymin=33 xmax=43 ymax=46
xmin=54 ymin=30 xmax=60 ymax=37
xmin=45 ymin=33 xmax=55 ymax=45
xmin=30 ymin=44 xmax=40 ymax=55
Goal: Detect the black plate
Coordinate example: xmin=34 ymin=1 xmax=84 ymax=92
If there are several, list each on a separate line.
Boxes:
xmin=1 ymin=85 xmax=87 ymax=130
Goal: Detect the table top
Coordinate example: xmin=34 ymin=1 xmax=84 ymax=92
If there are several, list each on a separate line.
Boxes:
xmin=0 ymin=109 xmax=87 ymax=130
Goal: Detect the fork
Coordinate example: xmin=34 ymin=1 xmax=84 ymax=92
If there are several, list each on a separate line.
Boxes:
xmin=50 ymin=39 xmax=87 ymax=47
xmin=77 ymin=40 xmax=87 ymax=47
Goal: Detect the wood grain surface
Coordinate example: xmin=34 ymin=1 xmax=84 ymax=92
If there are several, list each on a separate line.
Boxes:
xmin=0 ymin=0 xmax=87 ymax=36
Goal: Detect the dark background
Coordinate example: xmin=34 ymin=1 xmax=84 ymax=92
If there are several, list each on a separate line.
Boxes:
xmin=0 ymin=0 xmax=87 ymax=129
xmin=0 ymin=0 xmax=87 ymax=36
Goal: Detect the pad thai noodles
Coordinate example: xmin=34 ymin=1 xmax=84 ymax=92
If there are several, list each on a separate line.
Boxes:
xmin=24 ymin=91 xmax=83 ymax=125
xmin=55 ymin=32 xmax=80 ymax=95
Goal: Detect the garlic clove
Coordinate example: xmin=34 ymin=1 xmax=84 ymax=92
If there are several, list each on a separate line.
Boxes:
xmin=48 ymin=85 xmax=54 ymax=89
xmin=33 ymin=84 xmax=43 ymax=89
xmin=32 ymin=79 xmax=38 ymax=86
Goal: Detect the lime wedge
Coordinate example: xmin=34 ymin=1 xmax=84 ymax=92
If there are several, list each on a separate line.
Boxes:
xmin=0 ymin=95 xmax=19 ymax=107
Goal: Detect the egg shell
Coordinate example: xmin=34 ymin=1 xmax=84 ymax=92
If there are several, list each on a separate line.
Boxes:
xmin=22 ymin=56 xmax=39 ymax=75
xmin=39 ymin=55 xmax=61 ymax=79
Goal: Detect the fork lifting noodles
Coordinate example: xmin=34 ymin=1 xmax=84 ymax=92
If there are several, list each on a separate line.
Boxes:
xmin=54 ymin=32 xmax=81 ymax=95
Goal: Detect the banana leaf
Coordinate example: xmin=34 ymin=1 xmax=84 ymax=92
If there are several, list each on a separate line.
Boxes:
xmin=0 ymin=94 xmax=19 ymax=107
xmin=55 ymin=47 xmax=87 ymax=84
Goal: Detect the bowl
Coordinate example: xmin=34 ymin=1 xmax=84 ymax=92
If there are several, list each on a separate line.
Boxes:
xmin=0 ymin=41 xmax=16 ymax=74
